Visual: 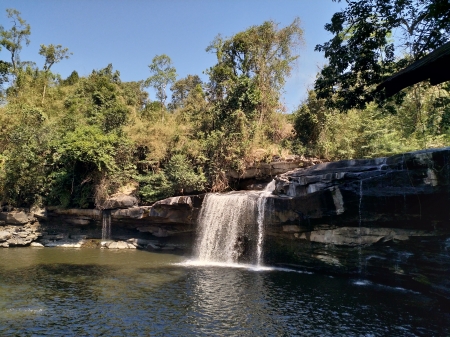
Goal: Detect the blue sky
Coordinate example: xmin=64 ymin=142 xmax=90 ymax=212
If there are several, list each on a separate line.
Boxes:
xmin=1 ymin=0 xmax=343 ymax=112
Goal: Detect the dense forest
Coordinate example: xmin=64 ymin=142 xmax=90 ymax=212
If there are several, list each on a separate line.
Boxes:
xmin=0 ymin=1 xmax=449 ymax=209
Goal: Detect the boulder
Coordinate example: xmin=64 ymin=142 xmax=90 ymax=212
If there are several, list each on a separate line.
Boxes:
xmin=146 ymin=195 xmax=202 ymax=225
xmin=102 ymin=194 xmax=138 ymax=209
xmin=126 ymin=238 xmax=157 ymax=246
xmin=111 ymin=207 xmax=144 ymax=219
xmin=152 ymin=196 xmax=193 ymax=208
xmin=5 ymin=211 xmax=30 ymax=225
xmin=106 ymin=241 xmax=136 ymax=249
xmin=0 ymin=230 xmax=11 ymax=242
xmin=31 ymin=207 xmax=47 ymax=221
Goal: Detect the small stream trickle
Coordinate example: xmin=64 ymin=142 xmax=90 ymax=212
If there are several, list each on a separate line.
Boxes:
xmin=101 ymin=210 xmax=111 ymax=241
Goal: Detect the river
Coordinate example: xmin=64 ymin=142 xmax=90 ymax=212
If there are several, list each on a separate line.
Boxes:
xmin=0 ymin=248 xmax=448 ymax=336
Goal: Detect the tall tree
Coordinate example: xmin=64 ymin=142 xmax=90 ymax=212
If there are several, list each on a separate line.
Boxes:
xmin=145 ymin=54 xmax=177 ymax=118
xmin=0 ymin=8 xmax=31 ymax=74
xmin=315 ymin=0 xmax=450 ymax=110
xmin=207 ymin=19 xmax=304 ymax=125
xmin=39 ymin=44 xmax=72 ymax=103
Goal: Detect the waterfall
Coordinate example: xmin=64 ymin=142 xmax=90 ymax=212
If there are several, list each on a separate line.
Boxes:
xmin=256 ymin=180 xmax=275 ymax=266
xmin=195 ymin=180 xmax=275 ymax=266
xmin=358 ymin=180 xmax=363 ymax=274
xmin=102 ymin=210 xmax=111 ymax=241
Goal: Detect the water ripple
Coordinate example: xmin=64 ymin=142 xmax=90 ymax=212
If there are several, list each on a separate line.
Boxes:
xmin=0 ymin=249 xmax=448 ymax=336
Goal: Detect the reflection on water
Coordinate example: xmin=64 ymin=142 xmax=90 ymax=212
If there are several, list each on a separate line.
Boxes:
xmin=0 ymin=248 xmax=448 ymax=336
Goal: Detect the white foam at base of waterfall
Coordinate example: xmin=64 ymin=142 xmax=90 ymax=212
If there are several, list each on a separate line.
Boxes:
xmin=175 ymin=260 xmax=313 ymax=274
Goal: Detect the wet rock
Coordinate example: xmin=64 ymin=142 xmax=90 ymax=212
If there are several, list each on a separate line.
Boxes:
xmin=136 ymin=226 xmax=170 ymax=237
xmin=51 ymin=208 xmax=101 ymax=220
xmin=106 ymin=241 xmax=136 ymax=249
xmin=64 ymin=218 xmax=91 ymax=226
xmin=43 ymin=239 xmax=85 ymax=248
xmin=297 ymin=227 xmax=431 ymax=246
xmin=70 ymin=235 xmax=88 ymax=240
xmin=42 ymin=233 xmax=67 ymax=240
xmin=264 ymin=147 xmax=450 ymax=300
xmin=0 ymin=242 xmax=9 ymax=248
xmin=126 ymin=238 xmax=156 ymax=246
xmin=146 ymin=243 xmax=161 ymax=250
xmin=30 ymin=242 xmax=44 ymax=247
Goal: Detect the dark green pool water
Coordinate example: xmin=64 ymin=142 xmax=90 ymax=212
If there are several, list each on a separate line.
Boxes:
xmin=0 ymin=248 xmax=448 ymax=336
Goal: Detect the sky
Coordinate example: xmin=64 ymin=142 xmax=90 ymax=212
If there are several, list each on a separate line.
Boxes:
xmin=1 ymin=0 xmax=343 ymax=113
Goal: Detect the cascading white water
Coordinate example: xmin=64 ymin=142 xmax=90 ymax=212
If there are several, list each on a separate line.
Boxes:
xmin=195 ymin=192 xmax=255 ymax=263
xmin=195 ymin=180 xmax=275 ymax=266
xmin=102 ymin=210 xmax=111 ymax=241
xmin=358 ymin=180 xmax=363 ymax=274
xmin=256 ymin=180 xmax=276 ymax=266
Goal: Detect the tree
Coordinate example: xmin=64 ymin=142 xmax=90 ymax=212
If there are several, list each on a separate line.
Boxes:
xmin=207 ymin=19 xmax=304 ymax=125
xmin=169 ymin=74 xmax=202 ymax=110
xmin=64 ymin=64 xmax=130 ymax=133
xmin=39 ymin=44 xmax=72 ymax=103
xmin=0 ymin=8 xmax=31 ymax=74
xmin=145 ymin=54 xmax=177 ymax=119
xmin=315 ymin=0 xmax=450 ymax=110
xmin=39 ymin=44 xmax=71 ymax=71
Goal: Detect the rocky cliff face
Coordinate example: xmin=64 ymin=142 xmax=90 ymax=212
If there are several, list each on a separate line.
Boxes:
xmin=263 ymin=147 xmax=450 ymax=299
xmin=0 ymin=195 xmax=203 ymax=250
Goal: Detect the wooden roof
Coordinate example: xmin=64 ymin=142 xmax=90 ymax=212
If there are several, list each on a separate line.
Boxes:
xmin=376 ymin=41 xmax=450 ymax=97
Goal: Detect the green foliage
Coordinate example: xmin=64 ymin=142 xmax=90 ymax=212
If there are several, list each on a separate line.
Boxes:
xmin=145 ymin=54 xmax=177 ymax=109
xmin=39 ymin=44 xmax=71 ymax=71
xmin=165 ymin=154 xmax=206 ymax=194
xmin=169 ymin=74 xmax=202 ymax=110
xmin=7 ymin=8 xmax=446 ymax=211
xmin=0 ymin=105 xmax=50 ymax=206
xmin=63 ymin=70 xmax=79 ymax=85
xmin=57 ymin=125 xmax=122 ymax=171
xmin=136 ymin=171 xmax=173 ymax=204
xmin=64 ymin=64 xmax=130 ymax=133
xmin=0 ymin=8 xmax=31 ymax=73
xmin=315 ymin=0 xmax=450 ymax=110
xmin=293 ymin=83 xmax=450 ymax=160
xmin=207 ymin=19 xmax=303 ymax=125
xmin=136 ymin=154 xmax=206 ymax=204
